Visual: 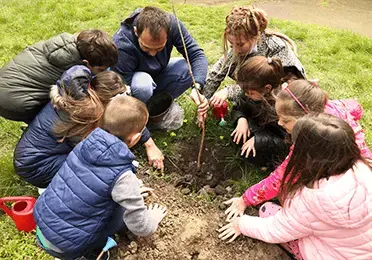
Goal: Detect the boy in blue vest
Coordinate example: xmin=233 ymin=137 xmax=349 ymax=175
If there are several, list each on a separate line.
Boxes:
xmin=34 ymin=95 xmax=167 ymax=259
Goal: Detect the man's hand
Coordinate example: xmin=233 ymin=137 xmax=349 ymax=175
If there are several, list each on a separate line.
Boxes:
xmin=231 ymin=118 xmax=250 ymax=144
xmin=144 ymin=138 xmax=164 ymax=171
xmin=190 ymin=88 xmax=209 ymax=128
xmin=210 ymin=88 xmax=228 ymax=107
xmin=190 ymin=88 xmax=209 ymax=115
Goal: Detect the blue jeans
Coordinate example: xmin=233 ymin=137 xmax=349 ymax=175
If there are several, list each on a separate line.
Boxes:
xmin=130 ymin=58 xmax=193 ymax=102
xmin=36 ymin=207 xmax=126 ymax=260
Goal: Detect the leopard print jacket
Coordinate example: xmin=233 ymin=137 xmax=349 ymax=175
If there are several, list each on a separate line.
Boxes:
xmin=202 ymin=33 xmax=306 ymax=101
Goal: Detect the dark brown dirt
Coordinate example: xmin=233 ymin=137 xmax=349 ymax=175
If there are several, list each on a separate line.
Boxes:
xmin=113 ymin=172 xmax=290 ymax=260
xmin=165 ymin=139 xmax=245 ymax=191
xmin=107 ymin=139 xmax=288 ymax=259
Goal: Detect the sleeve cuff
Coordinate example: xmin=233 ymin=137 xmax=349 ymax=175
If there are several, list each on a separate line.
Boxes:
xmin=139 ymin=127 xmax=151 ymax=144
xmin=242 ymin=192 xmax=252 ymax=206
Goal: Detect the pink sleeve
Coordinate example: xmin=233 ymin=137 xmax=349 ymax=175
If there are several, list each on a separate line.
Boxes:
xmin=326 ymin=99 xmax=363 ymax=121
xmin=340 ymin=99 xmax=363 ymax=121
xmin=243 ymin=146 xmax=294 ymax=206
xmin=237 ymin=202 xmax=312 ymax=243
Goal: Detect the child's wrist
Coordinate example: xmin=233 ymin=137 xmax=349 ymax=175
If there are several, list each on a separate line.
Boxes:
xmin=242 ymin=194 xmax=251 ymax=206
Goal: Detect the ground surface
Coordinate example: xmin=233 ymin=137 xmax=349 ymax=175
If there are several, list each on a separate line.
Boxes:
xmin=114 ymin=169 xmax=290 ymax=260
xmin=176 ymin=0 xmax=372 ymax=37
xmin=1 ymin=0 xmax=371 ymax=259
xmin=108 ymin=139 xmax=288 ymax=259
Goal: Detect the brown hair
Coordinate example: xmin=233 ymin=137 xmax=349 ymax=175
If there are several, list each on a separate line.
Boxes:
xmin=275 ymin=79 xmax=328 ymax=120
xmin=279 ymin=113 xmax=372 ymax=205
xmin=102 ymin=95 xmax=148 ymax=142
xmin=236 ymin=56 xmax=284 ymax=125
xmin=52 ymin=71 xmax=126 ymax=141
xmin=224 ymin=6 xmax=297 ymax=56
xmin=91 ymin=71 xmax=127 ymax=106
xmin=51 ymin=87 xmax=104 ymax=141
xmin=77 ymin=30 xmax=118 ymax=67
xmin=136 ymin=7 xmax=171 ymax=40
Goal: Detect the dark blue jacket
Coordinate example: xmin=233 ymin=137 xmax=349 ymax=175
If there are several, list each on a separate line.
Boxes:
xmin=34 ymin=128 xmax=136 ymax=254
xmin=13 ymin=102 xmax=75 ymax=188
xmin=13 ymin=101 xmax=150 ymax=188
xmin=13 ymin=64 xmax=150 ymax=188
xmin=113 ymin=8 xmax=208 ymax=86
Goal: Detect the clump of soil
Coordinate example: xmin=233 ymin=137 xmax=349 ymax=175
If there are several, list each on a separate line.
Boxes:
xmin=166 ymin=138 xmax=246 ymax=193
xmin=114 ymin=173 xmax=290 ymax=260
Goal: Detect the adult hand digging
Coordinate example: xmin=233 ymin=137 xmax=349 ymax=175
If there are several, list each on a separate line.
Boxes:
xmin=144 ymin=138 xmax=165 ymax=171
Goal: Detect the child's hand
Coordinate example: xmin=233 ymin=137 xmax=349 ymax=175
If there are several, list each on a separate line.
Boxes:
xmin=140 ymin=186 xmax=155 ymax=198
xmin=223 ymin=197 xmax=247 ymax=222
xmin=241 ymin=137 xmax=256 ymax=158
xmin=231 ymin=118 xmax=250 ymax=144
xmin=210 ymin=88 xmax=228 ymax=107
xmin=218 ymin=218 xmax=241 ymax=243
xmin=148 ymin=203 xmax=167 ymax=224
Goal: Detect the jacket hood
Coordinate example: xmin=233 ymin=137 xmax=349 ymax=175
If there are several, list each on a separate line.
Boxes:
xmin=122 ymin=8 xmax=142 ymax=27
xmin=301 ymin=161 xmax=372 ymax=229
xmin=79 ymin=128 xmax=135 ymax=167
xmin=56 ymin=65 xmax=91 ymax=99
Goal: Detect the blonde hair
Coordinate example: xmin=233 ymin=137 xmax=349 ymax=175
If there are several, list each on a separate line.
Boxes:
xmin=224 ymin=6 xmax=297 ymax=55
xmin=102 ymin=95 xmax=148 ymax=142
xmin=52 ymin=71 xmax=126 ymax=141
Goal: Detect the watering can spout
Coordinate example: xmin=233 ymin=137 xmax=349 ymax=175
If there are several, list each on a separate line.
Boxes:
xmin=0 ymin=196 xmax=37 ymax=232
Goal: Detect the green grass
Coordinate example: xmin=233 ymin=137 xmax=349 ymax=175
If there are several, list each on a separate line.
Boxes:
xmin=1 ymin=0 xmax=371 ymax=258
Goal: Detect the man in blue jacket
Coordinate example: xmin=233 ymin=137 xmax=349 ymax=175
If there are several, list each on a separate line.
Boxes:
xmin=113 ymin=6 xmax=208 ymax=103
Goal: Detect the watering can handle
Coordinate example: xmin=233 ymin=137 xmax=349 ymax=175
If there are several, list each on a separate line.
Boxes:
xmin=0 ymin=196 xmax=36 ymax=217
xmin=0 ymin=199 xmax=13 ymax=217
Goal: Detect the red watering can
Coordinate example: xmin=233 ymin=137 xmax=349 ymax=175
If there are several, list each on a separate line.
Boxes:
xmin=0 ymin=196 xmax=37 ymax=232
xmin=212 ymin=100 xmax=228 ymax=126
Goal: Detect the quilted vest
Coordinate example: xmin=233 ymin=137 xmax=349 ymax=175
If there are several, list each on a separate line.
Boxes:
xmin=33 ymin=128 xmax=136 ymax=253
